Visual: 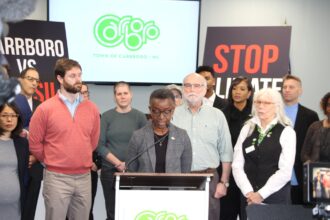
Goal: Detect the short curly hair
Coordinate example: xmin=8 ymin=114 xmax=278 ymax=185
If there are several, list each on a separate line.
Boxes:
xmin=196 ymin=65 xmax=215 ymax=78
xmin=320 ymin=92 xmax=330 ymax=115
xmin=149 ymin=88 xmax=175 ymax=105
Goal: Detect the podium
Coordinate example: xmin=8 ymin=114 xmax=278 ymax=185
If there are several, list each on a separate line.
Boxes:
xmin=114 ymin=172 xmax=212 ymax=220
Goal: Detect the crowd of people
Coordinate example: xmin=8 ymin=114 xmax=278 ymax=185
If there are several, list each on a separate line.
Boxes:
xmin=0 ymin=59 xmax=329 ymax=220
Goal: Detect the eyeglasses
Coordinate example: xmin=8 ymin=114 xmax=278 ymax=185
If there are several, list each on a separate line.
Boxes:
xmin=254 ymin=100 xmax=274 ymax=106
xmin=174 ymin=94 xmax=182 ymax=99
xmin=80 ymin=91 xmax=89 ymax=95
xmin=183 ymin=83 xmax=205 ymax=89
xmin=24 ymin=76 xmax=41 ymax=84
xmin=150 ymin=108 xmax=173 ymax=117
xmin=0 ymin=114 xmax=19 ymax=120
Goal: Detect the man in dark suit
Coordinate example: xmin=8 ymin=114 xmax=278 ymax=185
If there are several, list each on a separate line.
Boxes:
xmin=14 ymin=67 xmax=43 ymax=220
xmin=196 ymin=65 xmax=227 ymax=110
xmin=282 ymin=74 xmax=319 ymax=204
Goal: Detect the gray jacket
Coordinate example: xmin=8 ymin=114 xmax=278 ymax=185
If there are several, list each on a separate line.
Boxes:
xmin=126 ymin=121 xmax=192 ymax=173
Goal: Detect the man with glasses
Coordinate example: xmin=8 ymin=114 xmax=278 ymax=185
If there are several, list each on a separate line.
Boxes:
xmin=126 ymin=88 xmax=192 ymax=173
xmin=172 ymin=73 xmax=233 ymax=220
xmin=14 ymin=67 xmax=42 ymax=220
xmin=16 ymin=67 xmax=41 ymax=128
xmin=80 ymin=82 xmax=90 ymax=101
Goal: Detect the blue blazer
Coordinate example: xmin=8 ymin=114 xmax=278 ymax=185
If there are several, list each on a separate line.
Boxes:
xmin=126 ymin=122 xmax=192 ymax=173
xmin=13 ymin=94 xmax=41 ymax=129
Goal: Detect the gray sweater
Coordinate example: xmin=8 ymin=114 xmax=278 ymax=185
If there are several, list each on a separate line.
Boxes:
xmin=97 ymin=108 xmax=147 ymax=168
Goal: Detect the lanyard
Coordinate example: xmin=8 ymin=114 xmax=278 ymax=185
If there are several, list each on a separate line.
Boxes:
xmin=255 ymin=124 xmax=275 ymax=146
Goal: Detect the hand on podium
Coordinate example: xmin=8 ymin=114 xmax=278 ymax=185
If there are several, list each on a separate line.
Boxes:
xmin=115 ymin=161 xmax=126 ymax=172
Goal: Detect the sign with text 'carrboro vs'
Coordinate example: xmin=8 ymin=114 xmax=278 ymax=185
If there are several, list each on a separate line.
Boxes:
xmin=203 ymin=26 xmax=291 ymax=98
xmin=0 ymin=20 xmax=68 ymax=102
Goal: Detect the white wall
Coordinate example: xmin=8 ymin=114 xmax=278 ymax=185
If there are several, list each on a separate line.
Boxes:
xmin=27 ymin=0 xmax=329 ymax=116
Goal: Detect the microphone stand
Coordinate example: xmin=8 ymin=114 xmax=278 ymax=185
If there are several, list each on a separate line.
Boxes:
xmin=124 ymin=132 xmax=169 ymax=172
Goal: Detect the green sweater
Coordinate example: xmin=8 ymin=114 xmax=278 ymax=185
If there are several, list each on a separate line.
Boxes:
xmin=97 ymin=108 xmax=147 ymax=168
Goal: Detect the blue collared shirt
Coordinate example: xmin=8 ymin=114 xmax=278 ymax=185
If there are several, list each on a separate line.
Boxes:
xmin=58 ymin=90 xmax=83 ymax=118
xmin=285 ymin=103 xmax=299 ymax=185
xmin=285 ymin=103 xmax=299 ymax=127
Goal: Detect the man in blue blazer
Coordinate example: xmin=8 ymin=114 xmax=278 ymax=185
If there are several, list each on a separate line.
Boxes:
xmin=14 ymin=67 xmax=43 ymax=220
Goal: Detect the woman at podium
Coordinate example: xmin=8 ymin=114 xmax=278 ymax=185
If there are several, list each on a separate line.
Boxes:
xmin=126 ymin=88 xmax=192 ymax=173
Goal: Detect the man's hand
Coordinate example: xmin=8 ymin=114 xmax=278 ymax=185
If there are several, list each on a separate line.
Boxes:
xmin=20 ymin=129 xmax=29 ymax=139
xmin=214 ymin=182 xmax=227 ymax=199
xmin=91 ymin=162 xmax=98 ymax=172
xmin=29 ymin=155 xmax=37 ymax=168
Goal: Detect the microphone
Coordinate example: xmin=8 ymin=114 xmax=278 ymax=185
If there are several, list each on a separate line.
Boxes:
xmin=125 ymin=132 xmax=169 ymax=172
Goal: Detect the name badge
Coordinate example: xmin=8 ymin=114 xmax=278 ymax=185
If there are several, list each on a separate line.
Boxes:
xmin=245 ymin=145 xmax=255 ymax=154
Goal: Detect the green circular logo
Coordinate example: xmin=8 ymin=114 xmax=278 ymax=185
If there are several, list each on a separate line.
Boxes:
xmin=94 ymin=14 xmax=160 ymax=51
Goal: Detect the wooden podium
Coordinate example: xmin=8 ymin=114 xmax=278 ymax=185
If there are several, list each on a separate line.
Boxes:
xmin=114 ymin=172 xmax=212 ymax=220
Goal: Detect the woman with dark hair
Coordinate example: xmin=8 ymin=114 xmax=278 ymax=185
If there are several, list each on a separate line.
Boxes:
xmin=223 ymin=77 xmax=254 ymax=145
xmin=0 ymin=102 xmax=29 ymax=219
xmin=301 ymin=92 xmax=330 ymax=163
xmin=220 ymin=77 xmax=253 ymax=220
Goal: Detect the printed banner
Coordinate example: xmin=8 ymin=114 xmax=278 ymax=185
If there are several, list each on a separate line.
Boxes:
xmin=203 ymin=26 xmax=291 ymax=98
xmin=0 ymin=20 xmax=68 ymax=102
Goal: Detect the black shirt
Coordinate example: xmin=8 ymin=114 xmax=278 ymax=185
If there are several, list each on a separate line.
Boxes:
xmin=223 ymin=102 xmax=252 ymax=146
xmin=154 ymin=133 xmax=168 ymax=173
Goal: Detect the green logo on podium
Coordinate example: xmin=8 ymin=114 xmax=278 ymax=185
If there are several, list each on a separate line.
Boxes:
xmin=135 ymin=210 xmax=188 ymax=220
xmin=94 ymin=14 xmax=160 ymax=51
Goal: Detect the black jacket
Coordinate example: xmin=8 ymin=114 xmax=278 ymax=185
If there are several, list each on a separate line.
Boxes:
xmin=293 ymin=104 xmax=319 ymax=184
xmin=13 ymin=136 xmax=30 ymax=215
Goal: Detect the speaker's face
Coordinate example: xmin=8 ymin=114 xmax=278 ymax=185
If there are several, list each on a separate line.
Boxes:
xmin=149 ymin=98 xmax=175 ymax=130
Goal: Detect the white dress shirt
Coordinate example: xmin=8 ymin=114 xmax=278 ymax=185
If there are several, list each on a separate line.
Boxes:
xmin=232 ymin=117 xmax=296 ymax=200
